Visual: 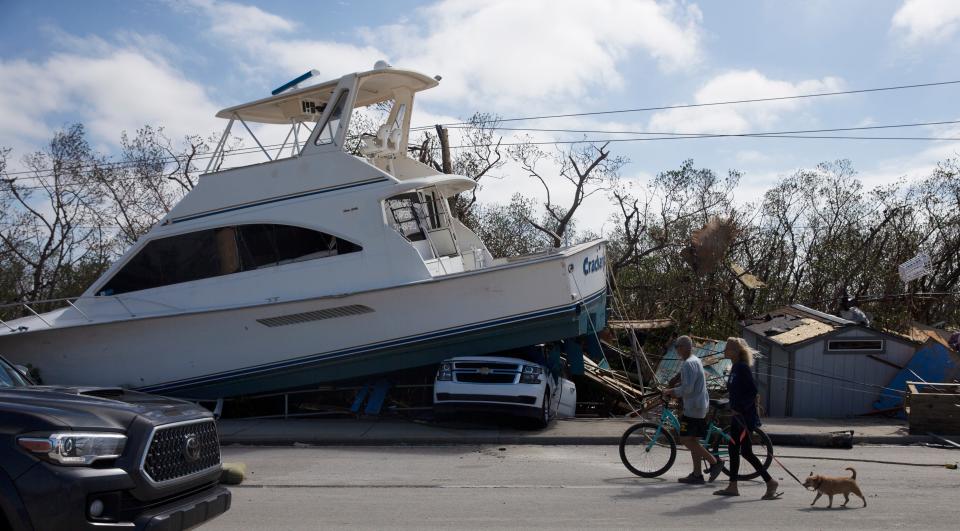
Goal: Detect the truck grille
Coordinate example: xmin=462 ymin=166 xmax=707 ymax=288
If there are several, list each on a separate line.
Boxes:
xmin=454 ymin=362 xmax=518 ymax=370
xmin=142 ymin=419 xmax=221 ymax=485
xmin=455 ymin=373 xmax=517 ymax=384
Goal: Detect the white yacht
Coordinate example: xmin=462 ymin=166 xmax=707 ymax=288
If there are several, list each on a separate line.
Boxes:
xmin=0 ymin=64 xmax=607 ymax=398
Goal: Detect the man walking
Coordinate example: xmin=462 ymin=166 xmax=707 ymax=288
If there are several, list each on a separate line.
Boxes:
xmin=662 ymin=335 xmax=723 ymax=484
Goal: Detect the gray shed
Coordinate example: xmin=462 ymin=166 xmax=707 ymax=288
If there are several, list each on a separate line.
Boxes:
xmin=740 ymin=304 xmax=920 ymax=418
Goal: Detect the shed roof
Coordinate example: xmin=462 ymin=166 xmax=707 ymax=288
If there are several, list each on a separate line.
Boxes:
xmin=741 ymin=304 xmax=923 ymax=349
xmin=742 ymin=304 xmax=848 ymax=346
xmin=906 ymin=322 xmax=955 ymax=350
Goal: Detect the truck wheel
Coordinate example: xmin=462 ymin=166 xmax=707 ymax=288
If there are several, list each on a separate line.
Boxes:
xmin=534 ymin=389 xmax=551 ymax=429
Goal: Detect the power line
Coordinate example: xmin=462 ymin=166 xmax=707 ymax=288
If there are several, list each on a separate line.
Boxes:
xmin=4 ymin=118 xmax=960 ymax=187
xmin=447 ymin=134 xmax=960 ymax=149
xmin=441 ymin=119 xmax=960 ymax=137
xmin=410 ymin=79 xmax=960 ymax=129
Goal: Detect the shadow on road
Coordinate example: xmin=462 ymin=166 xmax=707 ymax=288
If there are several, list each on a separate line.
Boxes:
xmin=601 ymin=476 xmax=666 ymax=486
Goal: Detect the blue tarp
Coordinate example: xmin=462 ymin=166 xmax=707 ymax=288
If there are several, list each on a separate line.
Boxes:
xmin=654 ymin=339 xmax=729 ymax=387
xmin=874 ymin=340 xmax=960 ymax=418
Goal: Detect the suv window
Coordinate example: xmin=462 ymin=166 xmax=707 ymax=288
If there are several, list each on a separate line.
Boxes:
xmin=99 ymin=224 xmax=361 ymax=295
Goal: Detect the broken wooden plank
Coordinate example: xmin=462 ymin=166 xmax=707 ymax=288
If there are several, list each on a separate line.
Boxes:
xmin=608 ymin=319 xmax=675 ymax=330
xmin=729 ymin=262 xmax=767 ymax=289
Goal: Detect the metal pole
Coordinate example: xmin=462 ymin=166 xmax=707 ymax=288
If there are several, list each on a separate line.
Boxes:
xmin=292 ymin=121 xmax=300 ymax=157
xmin=276 ymin=123 xmax=294 ymax=159
xmin=205 ymin=119 xmax=234 ymax=173
xmin=238 ymin=116 xmax=272 ymax=161
xmin=114 ymin=297 xmax=136 ymax=318
xmin=65 ymin=299 xmax=92 ymax=322
xmin=23 ymin=304 xmax=51 ymax=327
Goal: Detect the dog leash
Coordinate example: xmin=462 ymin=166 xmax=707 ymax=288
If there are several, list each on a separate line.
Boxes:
xmin=773 ymin=455 xmax=804 ymax=485
xmin=730 ymin=411 xmax=803 ymax=486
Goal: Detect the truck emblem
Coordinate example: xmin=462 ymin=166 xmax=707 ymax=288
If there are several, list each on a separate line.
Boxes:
xmin=479 ymin=367 xmax=491 ymax=375
xmin=183 ymin=435 xmax=201 ymax=462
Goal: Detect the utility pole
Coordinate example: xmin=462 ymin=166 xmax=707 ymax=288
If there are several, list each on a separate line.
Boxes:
xmin=435 ymin=124 xmax=452 ymax=174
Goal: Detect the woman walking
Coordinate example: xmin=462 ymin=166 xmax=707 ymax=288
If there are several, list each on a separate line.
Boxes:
xmin=713 ymin=338 xmax=780 ymax=499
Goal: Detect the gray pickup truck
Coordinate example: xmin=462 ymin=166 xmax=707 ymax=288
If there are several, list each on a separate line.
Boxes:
xmin=0 ymin=356 xmax=230 ymax=530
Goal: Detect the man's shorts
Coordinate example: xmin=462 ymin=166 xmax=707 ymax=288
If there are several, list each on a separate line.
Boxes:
xmin=678 ymin=415 xmax=707 ymax=438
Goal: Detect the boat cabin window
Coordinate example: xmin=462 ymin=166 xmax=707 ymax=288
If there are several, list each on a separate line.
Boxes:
xmin=315 ymin=89 xmax=349 ymax=146
xmin=98 ymin=224 xmax=361 ymax=295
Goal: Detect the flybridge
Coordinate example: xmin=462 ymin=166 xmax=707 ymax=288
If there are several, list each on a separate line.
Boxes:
xmin=204 ymin=62 xmax=440 ymax=174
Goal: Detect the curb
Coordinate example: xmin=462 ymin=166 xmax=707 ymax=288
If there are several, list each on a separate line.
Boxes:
xmin=220 ymin=433 xmax=934 ymax=447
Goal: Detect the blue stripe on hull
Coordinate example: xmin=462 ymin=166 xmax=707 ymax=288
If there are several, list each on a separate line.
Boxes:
xmin=142 ymin=290 xmax=606 ymax=398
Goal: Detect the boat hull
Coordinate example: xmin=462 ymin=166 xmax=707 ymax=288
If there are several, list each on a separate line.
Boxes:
xmin=1 ymin=242 xmax=607 ymax=398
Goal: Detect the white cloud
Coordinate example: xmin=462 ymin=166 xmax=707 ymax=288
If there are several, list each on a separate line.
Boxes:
xmin=178 ymin=0 xmax=386 ymax=80
xmin=891 ymin=0 xmax=960 ymax=45
xmin=179 ymin=0 xmax=295 ymax=40
xmin=861 ymin=120 xmax=960 ymax=186
xmin=368 ymin=0 xmax=703 ymax=108
xmin=647 ymin=70 xmax=844 ymax=134
xmin=182 ymin=0 xmax=704 ymax=111
xmin=0 ymin=34 xmax=220 ymax=154
xmin=735 ymin=150 xmax=773 ymax=164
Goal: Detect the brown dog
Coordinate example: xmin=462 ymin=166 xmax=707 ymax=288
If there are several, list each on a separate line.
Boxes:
xmin=802 ymin=467 xmax=866 ymax=508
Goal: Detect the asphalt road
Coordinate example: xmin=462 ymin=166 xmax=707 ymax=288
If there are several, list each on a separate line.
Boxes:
xmin=206 ymin=444 xmax=959 ymax=530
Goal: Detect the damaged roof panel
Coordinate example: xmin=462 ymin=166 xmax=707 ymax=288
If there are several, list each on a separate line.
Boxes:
xmin=742 ymin=305 xmax=849 ymax=346
xmin=764 ymin=318 xmax=836 ymax=345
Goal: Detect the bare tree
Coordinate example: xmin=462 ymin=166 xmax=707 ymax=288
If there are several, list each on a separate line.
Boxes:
xmin=608 ymin=159 xmax=737 ymax=275
xmin=0 ymin=125 xmax=109 ymax=309
xmin=88 ymin=126 xmax=211 ymax=246
xmin=410 ymin=113 xmax=506 ymax=222
xmin=510 ymin=139 xmax=626 ymax=247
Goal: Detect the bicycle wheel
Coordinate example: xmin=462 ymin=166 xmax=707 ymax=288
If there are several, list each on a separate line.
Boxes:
xmin=619 ymin=422 xmax=677 ymax=478
xmin=712 ymin=426 xmax=775 ymax=480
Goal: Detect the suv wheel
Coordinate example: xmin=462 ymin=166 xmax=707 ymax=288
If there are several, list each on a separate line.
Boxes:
xmin=534 ymin=389 xmax=551 ymax=429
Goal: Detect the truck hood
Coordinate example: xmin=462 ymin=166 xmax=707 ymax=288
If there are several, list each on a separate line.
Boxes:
xmin=0 ymin=386 xmax=210 ymax=432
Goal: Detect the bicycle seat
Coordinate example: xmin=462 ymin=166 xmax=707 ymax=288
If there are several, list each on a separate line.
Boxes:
xmin=709 ymin=398 xmax=730 ymax=409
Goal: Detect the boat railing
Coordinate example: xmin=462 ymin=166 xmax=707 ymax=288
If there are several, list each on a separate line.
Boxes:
xmin=0 ymin=295 xmax=184 ymax=331
xmin=205 ymin=115 xmax=316 ymax=174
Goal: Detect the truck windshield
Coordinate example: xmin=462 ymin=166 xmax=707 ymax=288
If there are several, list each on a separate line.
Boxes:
xmin=0 ymin=359 xmax=29 ymax=388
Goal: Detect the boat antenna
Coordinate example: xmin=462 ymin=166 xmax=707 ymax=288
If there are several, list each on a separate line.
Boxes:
xmin=271 ymin=69 xmax=322 ymax=96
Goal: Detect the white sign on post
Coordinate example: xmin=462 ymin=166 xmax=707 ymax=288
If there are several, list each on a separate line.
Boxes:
xmin=899 ymin=253 xmax=932 ymax=283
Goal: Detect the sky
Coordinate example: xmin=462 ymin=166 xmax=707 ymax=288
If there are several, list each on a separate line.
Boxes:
xmin=2 ymin=0 xmax=959 ymax=234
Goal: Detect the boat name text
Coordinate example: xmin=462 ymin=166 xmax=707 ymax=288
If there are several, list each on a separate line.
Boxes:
xmin=582 ymin=255 xmax=605 ymax=276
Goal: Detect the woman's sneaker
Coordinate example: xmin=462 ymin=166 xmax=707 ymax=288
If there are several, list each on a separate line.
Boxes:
xmin=678 ymin=473 xmax=705 ymax=484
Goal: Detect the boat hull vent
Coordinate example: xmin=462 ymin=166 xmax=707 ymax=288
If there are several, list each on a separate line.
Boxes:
xmin=256 ymin=304 xmax=374 ymax=327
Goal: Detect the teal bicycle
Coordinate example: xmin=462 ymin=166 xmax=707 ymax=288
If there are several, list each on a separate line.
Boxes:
xmin=619 ymin=397 xmax=774 ymax=479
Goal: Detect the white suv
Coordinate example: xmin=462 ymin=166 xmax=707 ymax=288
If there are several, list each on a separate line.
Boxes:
xmin=433 ymin=355 xmax=577 ymax=427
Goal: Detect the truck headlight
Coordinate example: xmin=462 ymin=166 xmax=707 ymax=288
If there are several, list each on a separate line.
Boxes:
xmin=520 ymin=365 xmax=542 ymax=384
xmin=18 ymin=433 xmax=127 ymax=465
xmin=437 ymin=362 xmax=453 ymax=381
